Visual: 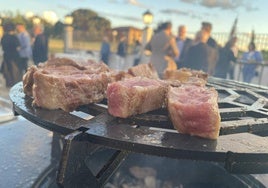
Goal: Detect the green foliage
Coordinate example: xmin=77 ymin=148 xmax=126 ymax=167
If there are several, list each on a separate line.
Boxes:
xmin=71 ymin=9 xmax=111 ymax=41
xmin=1 ymin=8 xmax=111 ymax=41
xmin=261 ymin=50 xmax=268 ymax=61
xmin=52 ymin=21 xmax=64 ymax=39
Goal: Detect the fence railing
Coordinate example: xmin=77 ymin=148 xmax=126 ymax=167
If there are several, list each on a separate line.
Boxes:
xmin=188 ymin=32 xmax=268 ymax=51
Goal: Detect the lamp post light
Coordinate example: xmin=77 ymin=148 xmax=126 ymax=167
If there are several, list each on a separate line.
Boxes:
xmin=143 ymin=10 xmax=153 ymax=26
xmin=142 ymin=10 xmax=153 ymax=45
xmin=64 ymin=15 xmax=73 ymax=53
xmin=32 ymin=17 xmax=41 ymax=25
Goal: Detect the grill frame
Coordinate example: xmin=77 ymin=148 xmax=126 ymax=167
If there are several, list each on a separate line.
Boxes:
xmin=9 ymin=78 xmax=268 ymax=186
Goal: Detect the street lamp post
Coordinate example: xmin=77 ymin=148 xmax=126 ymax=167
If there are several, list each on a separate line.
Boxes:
xmin=112 ymin=30 xmax=118 ymax=43
xmin=141 ymin=10 xmax=153 ymax=56
xmin=64 ymin=15 xmax=73 ymax=53
xmin=32 ymin=17 xmax=41 ymax=25
xmin=112 ymin=30 xmax=118 ymax=52
xmin=143 ymin=10 xmax=153 ymax=26
xmin=0 ymin=17 xmax=3 ymax=39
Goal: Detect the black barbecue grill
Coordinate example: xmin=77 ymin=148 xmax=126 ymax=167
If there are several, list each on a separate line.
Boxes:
xmin=9 ymin=77 xmax=268 ymax=187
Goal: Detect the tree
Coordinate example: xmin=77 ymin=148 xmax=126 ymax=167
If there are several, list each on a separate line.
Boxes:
xmin=70 ymin=9 xmax=111 ymax=41
xmin=52 ymin=21 xmax=64 ymax=38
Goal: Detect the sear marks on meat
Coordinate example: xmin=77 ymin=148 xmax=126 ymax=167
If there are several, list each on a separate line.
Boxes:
xmin=163 ymin=68 xmax=208 ymax=85
xmin=183 ymin=77 xmax=207 ymax=87
xmin=23 ymin=57 xmax=111 ymax=112
xmin=109 ymin=63 xmax=159 ymax=83
xmin=23 ymin=57 xmax=111 ymax=97
xmin=37 ymin=57 xmax=110 ymax=74
xmin=109 ymin=70 xmax=134 ymax=82
xmin=23 ymin=66 xmax=38 ymax=96
xmin=107 ymin=77 xmax=168 ymax=118
xmin=32 ymin=71 xmax=110 ymax=112
xmin=168 ymin=85 xmax=221 ymax=139
xmin=128 ymin=63 xmax=159 ymax=79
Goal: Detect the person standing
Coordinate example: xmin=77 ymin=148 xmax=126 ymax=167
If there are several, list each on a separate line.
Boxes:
xmin=183 ymin=30 xmax=211 ymax=73
xmin=201 ymin=22 xmax=219 ymax=75
xmin=133 ymin=40 xmax=142 ymax=66
xmin=214 ymin=38 xmax=237 ymax=79
xmin=100 ymin=36 xmax=111 ymax=65
xmin=174 ymin=25 xmax=192 ymax=68
xmin=32 ymin=24 xmax=48 ymax=65
xmin=116 ymin=36 xmax=127 ymax=70
xmin=241 ymin=42 xmax=263 ymax=83
xmin=16 ymin=23 xmax=32 ymax=73
xmin=148 ymin=22 xmax=179 ymax=78
xmin=229 ymin=36 xmax=238 ymax=79
xmin=0 ymin=22 xmax=21 ymax=87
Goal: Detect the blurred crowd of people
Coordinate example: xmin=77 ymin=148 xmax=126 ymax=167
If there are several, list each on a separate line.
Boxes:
xmin=0 ymin=22 xmax=48 ymax=88
xmin=2 ymin=19 xmax=262 ymax=88
xmin=99 ymin=19 xmax=264 ymax=84
xmin=145 ymin=21 xmax=264 ymax=82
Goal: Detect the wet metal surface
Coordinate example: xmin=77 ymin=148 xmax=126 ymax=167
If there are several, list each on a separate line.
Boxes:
xmin=9 ymin=78 xmax=268 ymax=175
xmin=0 ymin=118 xmax=52 ymax=188
xmin=0 ymin=97 xmax=16 ymax=123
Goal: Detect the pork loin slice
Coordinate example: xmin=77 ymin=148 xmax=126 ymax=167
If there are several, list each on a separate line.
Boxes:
xmin=38 ymin=57 xmax=110 ymax=74
xmin=168 ymin=85 xmax=221 ymax=139
xmin=23 ymin=58 xmax=111 ymax=97
xmin=109 ymin=63 xmax=159 ymax=83
xmin=163 ymin=68 xmax=208 ymax=86
xmin=128 ymin=63 xmax=159 ymax=79
xmin=107 ymin=77 xmax=167 ymax=118
xmin=32 ymin=71 xmax=110 ymax=112
xmin=109 ymin=70 xmax=134 ymax=82
xmin=23 ymin=66 xmax=38 ymax=96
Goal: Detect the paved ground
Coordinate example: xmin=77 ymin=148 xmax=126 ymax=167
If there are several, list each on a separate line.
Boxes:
xmin=0 ymin=54 xmax=137 ymax=188
xmin=0 ymin=59 xmax=53 ymax=187
xmin=0 ymin=53 xmax=268 ymax=187
xmin=0 ymin=118 xmax=52 ymax=188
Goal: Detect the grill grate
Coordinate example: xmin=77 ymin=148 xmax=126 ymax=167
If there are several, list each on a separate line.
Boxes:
xmin=9 ymin=78 xmax=268 ymax=176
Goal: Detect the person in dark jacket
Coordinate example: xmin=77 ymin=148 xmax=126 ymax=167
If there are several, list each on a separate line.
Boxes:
xmin=184 ymin=30 xmax=211 ymax=73
xmin=214 ymin=38 xmax=237 ymax=79
xmin=100 ymin=36 xmax=111 ymax=65
xmin=133 ymin=40 xmax=142 ymax=66
xmin=116 ymin=36 xmax=127 ymax=70
xmin=201 ymin=22 xmax=219 ymax=75
xmin=32 ymin=24 xmax=48 ymax=65
xmin=0 ymin=22 xmax=21 ymax=87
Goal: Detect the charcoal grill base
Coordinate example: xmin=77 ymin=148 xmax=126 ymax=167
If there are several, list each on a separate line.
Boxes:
xmin=105 ymin=153 xmax=266 ymax=188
